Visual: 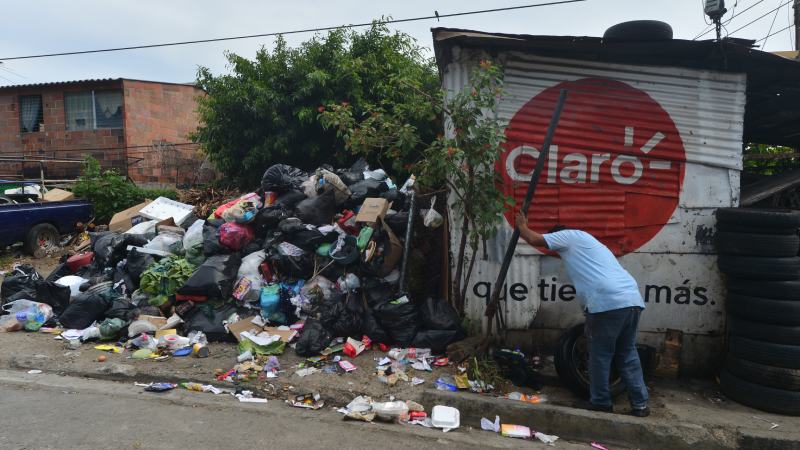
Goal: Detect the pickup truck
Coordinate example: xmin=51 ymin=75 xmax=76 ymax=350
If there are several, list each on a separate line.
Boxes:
xmin=0 ymin=199 xmax=93 ymax=257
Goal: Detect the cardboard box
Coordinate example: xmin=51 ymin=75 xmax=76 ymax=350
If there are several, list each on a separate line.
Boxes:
xmin=355 ymin=198 xmax=390 ymax=224
xmin=379 ymin=221 xmax=404 ymax=277
xmin=139 ymin=196 xmax=194 ymax=225
xmin=43 ymin=188 xmax=75 ymax=202
xmin=139 ymin=315 xmax=168 ymax=330
xmin=228 ymin=316 xmax=296 ymax=343
xmin=109 ymin=200 xmax=150 ymax=233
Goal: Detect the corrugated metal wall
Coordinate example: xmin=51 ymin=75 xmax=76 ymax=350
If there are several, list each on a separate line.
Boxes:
xmin=443 ymin=49 xmax=746 ymax=358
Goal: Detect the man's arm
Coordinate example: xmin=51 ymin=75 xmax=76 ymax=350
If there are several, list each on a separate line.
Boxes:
xmin=515 ymin=212 xmax=548 ymax=247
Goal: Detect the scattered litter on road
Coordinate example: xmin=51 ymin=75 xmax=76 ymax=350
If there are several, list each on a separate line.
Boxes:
xmin=27 ymin=369 xmax=42 ymax=375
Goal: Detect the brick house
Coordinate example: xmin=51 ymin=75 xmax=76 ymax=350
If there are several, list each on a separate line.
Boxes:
xmin=0 ymin=78 xmax=210 ymax=187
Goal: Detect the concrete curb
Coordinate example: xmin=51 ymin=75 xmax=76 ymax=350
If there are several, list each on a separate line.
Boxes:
xmin=421 ymin=389 xmax=800 ymax=450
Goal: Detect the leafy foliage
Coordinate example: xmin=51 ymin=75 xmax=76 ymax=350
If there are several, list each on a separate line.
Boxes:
xmin=73 ymin=156 xmax=177 ymax=224
xmin=192 ymin=21 xmax=439 ymax=187
xmin=744 ymin=143 xmax=798 ymax=175
xmin=321 ymin=61 xmax=509 ymax=314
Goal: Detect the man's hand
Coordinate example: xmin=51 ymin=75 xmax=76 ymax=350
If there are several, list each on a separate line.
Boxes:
xmin=516 ymin=211 xmax=528 ymax=230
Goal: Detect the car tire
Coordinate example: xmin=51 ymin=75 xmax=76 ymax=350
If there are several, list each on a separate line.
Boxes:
xmin=727 ymin=293 xmax=800 ymax=326
xmin=728 ymin=335 xmax=800 ymax=369
xmin=554 ymin=324 xmax=626 ymax=399
xmin=727 ymin=279 xmax=800 ymax=300
xmin=729 ymin=316 xmax=800 ymax=345
xmin=718 ymin=255 xmax=800 ymax=280
xmin=716 ymin=208 xmax=800 ymax=229
xmin=717 ymin=221 xmax=798 ymax=235
xmin=603 ymin=20 xmax=673 ymax=41
xmin=720 ymin=369 xmax=800 ymax=415
xmin=716 ymin=231 xmax=799 ymax=257
xmin=725 ymin=355 xmax=800 ymax=391
xmin=24 ymin=223 xmax=60 ymax=258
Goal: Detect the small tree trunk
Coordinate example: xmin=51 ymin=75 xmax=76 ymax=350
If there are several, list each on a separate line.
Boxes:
xmin=451 ymin=214 xmax=470 ymax=315
xmin=459 ymin=241 xmax=478 ymax=314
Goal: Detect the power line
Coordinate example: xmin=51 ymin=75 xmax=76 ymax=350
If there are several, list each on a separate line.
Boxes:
xmin=694 ymin=0 xmax=768 ymax=39
xmin=0 ymin=0 xmax=587 ymax=61
xmin=761 ymin=0 xmax=785 ymax=47
xmin=755 ymin=22 xmax=794 ymax=42
xmin=728 ymin=0 xmax=793 ymax=36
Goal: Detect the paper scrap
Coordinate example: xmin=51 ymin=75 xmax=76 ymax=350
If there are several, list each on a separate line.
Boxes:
xmin=481 ymin=415 xmax=500 ymax=433
xmin=241 ymin=331 xmax=280 ymax=347
xmin=412 ymin=377 xmax=425 ymax=386
xmin=27 ymin=370 xmax=42 ymax=375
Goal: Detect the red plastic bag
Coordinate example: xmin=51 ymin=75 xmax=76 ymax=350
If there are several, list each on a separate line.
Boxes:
xmin=219 ymin=223 xmax=254 ymax=251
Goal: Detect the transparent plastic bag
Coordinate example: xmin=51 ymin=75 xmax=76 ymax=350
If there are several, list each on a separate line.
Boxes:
xmin=144 ymin=231 xmax=184 ymax=254
xmin=423 ymin=197 xmax=443 ymax=229
xmin=0 ymin=300 xmax=53 ymax=331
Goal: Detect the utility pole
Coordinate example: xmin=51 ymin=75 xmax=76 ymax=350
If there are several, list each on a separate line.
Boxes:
xmin=795 ymin=0 xmax=800 ymax=51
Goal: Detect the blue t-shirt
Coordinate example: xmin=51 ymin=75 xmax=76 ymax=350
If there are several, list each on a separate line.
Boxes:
xmin=543 ymin=229 xmax=645 ymax=314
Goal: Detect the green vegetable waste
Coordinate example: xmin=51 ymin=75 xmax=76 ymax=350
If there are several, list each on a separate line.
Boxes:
xmin=140 ymin=257 xmax=196 ymax=307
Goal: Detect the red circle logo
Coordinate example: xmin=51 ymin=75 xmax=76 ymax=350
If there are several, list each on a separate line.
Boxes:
xmin=498 ymin=78 xmax=686 ymax=256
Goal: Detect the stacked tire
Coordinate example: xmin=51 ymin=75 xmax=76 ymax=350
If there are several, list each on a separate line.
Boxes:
xmin=716 ymin=208 xmax=800 ymax=416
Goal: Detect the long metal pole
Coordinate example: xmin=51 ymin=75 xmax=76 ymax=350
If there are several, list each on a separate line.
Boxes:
xmin=485 ymin=89 xmax=568 ymax=336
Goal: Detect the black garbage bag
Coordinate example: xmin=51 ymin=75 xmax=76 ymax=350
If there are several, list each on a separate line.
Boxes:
xmin=372 ymin=297 xmax=419 ymax=346
xmin=1 ymin=264 xmax=41 ymax=303
xmin=104 ymin=296 xmax=139 ymax=322
xmin=113 ymin=266 xmax=136 ymax=296
xmin=59 ymin=291 xmax=114 ymax=329
xmin=337 ymin=158 xmax=368 ymax=186
xmin=361 ymin=310 xmax=390 ymax=344
xmin=177 ymin=254 xmax=241 ymax=300
xmin=412 ymin=329 xmax=466 ymax=354
xmin=419 ymin=297 xmax=461 ymax=331
xmin=269 ymin=252 xmax=315 ymax=280
xmin=34 ymin=281 xmax=71 ymax=316
xmin=286 ymin=228 xmax=337 ymax=252
xmin=493 ymin=348 xmax=542 ymax=390
xmin=202 ymin=225 xmax=230 ymax=256
xmin=262 ymin=230 xmax=285 ymax=251
xmin=295 ymin=319 xmax=332 ymax=357
xmin=93 ymin=232 xmax=148 ymax=268
xmin=318 ymin=292 xmax=363 ymax=338
xmin=125 ymin=248 xmax=154 ymax=289
xmin=45 ymin=262 xmax=72 ymax=283
xmin=347 ymin=179 xmax=385 ymax=207
xmin=261 ymin=164 xmax=307 ymax=193
xmin=278 ymin=218 xmax=305 ymax=234
xmin=362 ymin=278 xmax=397 ymax=307
xmin=384 ymin=212 xmax=409 ymax=236
xmin=295 ymin=190 xmax=337 ymax=226
xmin=254 ymin=205 xmax=291 ymax=236
xmin=180 ymin=302 xmax=238 ymax=342
xmin=240 ymin=240 xmax=263 ymax=257
xmin=274 ymin=190 xmax=307 ymax=209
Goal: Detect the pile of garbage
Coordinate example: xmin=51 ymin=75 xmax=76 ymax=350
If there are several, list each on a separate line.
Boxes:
xmin=0 ymin=160 xmax=465 ymax=363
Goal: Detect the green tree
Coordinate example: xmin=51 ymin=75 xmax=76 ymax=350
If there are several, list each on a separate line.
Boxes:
xmin=193 ymin=21 xmax=439 ymax=187
xmin=321 ymin=61 xmax=509 ymax=315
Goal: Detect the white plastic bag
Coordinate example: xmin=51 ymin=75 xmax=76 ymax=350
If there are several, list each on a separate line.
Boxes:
xmin=183 ymin=219 xmax=204 ymax=250
xmin=125 ymin=220 xmax=158 ymax=237
xmin=423 ymin=197 xmax=444 ymax=229
xmin=234 ymin=250 xmax=266 ymax=302
xmin=144 ymin=231 xmax=183 ymax=254
xmin=55 ymin=275 xmax=88 ymax=298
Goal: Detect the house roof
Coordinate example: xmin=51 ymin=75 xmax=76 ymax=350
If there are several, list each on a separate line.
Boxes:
xmin=0 ymin=78 xmax=198 ymax=91
xmin=432 ymin=28 xmax=800 ymax=147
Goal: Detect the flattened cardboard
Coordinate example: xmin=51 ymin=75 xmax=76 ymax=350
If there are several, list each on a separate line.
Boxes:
xmin=228 ymin=316 xmax=296 ymax=343
xmin=139 ymin=315 xmax=168 ymax=330
xmin=109 ymin=200 xmax=150 ymax=233
xmin=379 ymin=221 xmax=403 ymax=277
xmin=355 ymin=198 xmax=389 ymax=224
xmin=43 ymin=188 xmax=75 ymax=202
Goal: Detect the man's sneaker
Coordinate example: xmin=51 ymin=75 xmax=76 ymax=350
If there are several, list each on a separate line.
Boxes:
xmin=573 ymin=399 xmax=613 ymax=413
xmin=631 ymin=407 xmax=650 ymax=417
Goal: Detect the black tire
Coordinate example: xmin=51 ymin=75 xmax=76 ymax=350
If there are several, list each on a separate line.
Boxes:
xmin=553 ymin=324 xmax=626 ymax=399
xmin=727 ymin=293 xmax=800 ymax=326
xmin=729 ymin=316 xmax=800 ymax=345
xmin=729 ymin=335 xmax=800 ymax=369
xmin=718 ymin=255 xmax=800 ymax=280
xmin=727 ymin=279 xmax=800 ymax=300
xmin=603 ymin=20 xmax=673 ymax=41
xmin=720 ymin=369 xmax=800 ymax=415
xmin=717 ymin=208 xmax=800 ymax=229
xmin=717 ymin=221 xmax=798 ymax=235
xmin=726 ymin=355 xmax=800 ymax=391
xmin=24 ymin=223 xmax=59 ymax=258
xmin=716 ymin=231 xmax=799 ymax=257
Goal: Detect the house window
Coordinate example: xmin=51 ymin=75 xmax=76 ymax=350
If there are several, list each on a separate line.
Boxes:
xmin=65 ymin=90 xmax=123 ymax=131
xmin=19 ymin=95 xmax=43 ymax=132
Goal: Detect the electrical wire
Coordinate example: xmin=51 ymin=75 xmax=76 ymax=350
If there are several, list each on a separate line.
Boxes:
xmin=761 ymin=0 xmax=785 ymax=47
xmin=694 ymin=0 xmax=768 ymax=39
xmin=728 ymin=0 xmax=793 ymax=36
xmin=755 ymin=22 xmax=794 ymax=42
xmin=0 ymin=0 xmax=587 ymax=61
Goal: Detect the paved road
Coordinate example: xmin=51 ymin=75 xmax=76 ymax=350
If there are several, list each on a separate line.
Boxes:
xmin=0 ymin=370 xmax=584 ymax=450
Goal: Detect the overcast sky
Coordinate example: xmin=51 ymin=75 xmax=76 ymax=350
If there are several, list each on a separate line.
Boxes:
xmin=0 ymin=0 xmax=795 ymax=85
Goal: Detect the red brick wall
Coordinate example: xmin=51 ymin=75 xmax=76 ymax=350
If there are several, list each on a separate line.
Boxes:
xmin=0 ymin=80 xmax=126 ymax=180
xmin=122 ymin=80 xmax=206 ymax=187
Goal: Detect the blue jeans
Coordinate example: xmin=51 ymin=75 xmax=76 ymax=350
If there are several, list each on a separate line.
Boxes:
xmin=585 ymin=306 xmax=648 ymax=409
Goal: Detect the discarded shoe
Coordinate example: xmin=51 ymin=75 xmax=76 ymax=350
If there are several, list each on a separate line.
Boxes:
xmin=573 ymin=400 xmax=613 ymax=413
xmin=630 ymin=407 xmax=650 ymax=417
